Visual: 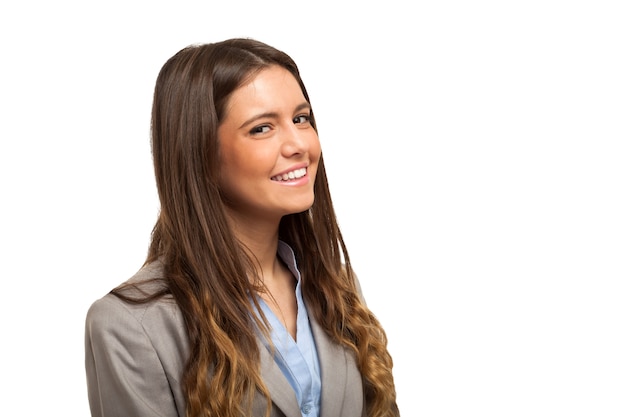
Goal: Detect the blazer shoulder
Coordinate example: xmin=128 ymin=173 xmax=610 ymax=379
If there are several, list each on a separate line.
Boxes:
xmin=85 ymin=262 xmax=178 ymax=335
xmin=84 ymin=264 xmax=186 ymax=417
xmin=344 ymin=265 xmax=367 ymax=306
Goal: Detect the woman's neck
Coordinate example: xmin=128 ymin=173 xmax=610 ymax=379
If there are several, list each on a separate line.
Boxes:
xmin=225 ymin=211 xmax=282 ymax=281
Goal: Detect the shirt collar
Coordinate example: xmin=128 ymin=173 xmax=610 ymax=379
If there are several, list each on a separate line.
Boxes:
xmin=277 ymin=240 xmax=301 ymax=283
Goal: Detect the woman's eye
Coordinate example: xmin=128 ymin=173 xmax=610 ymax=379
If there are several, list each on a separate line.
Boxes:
xmin=293 ymin=114 xmax=310 ymax=124
xmin=250 ymin=125 xmax=271 ymax=135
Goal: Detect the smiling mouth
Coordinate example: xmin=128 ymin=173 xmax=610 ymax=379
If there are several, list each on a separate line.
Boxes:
xmin=271 ymin=167 xmax=307 ymax=182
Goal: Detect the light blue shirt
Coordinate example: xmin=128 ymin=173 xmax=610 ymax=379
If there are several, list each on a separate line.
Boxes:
xmin=256 ymin=241 xmax=322 ymax=417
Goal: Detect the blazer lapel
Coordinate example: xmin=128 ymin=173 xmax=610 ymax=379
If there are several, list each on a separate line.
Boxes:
xmin=257 ymin=339 xmax=302 ymax=416
xmin=256 ymin=319 xmax=362 ymax=417
xmin=310 ymin=319 xmax=351 ymax=417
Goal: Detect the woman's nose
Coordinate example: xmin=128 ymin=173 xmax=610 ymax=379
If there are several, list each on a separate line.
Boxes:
xmin=281 ymin=123 xmax=310 ymax=156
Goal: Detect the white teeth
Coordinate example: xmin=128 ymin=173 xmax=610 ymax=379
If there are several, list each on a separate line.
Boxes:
xmin=272 ymin=168 xmax=306 ymax=181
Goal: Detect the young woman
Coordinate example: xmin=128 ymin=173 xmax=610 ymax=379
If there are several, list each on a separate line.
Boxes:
xmin=85 ymin=38 xmax=400 ymax=417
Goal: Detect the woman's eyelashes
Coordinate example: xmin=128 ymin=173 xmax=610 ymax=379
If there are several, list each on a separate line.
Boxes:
xmin=293 ymin=114 xmax=311 ymax=125
xmin=249 ymin=113 xmax=311 ymax=135
xmin=250 ymin=125 xmax=271 ymax=135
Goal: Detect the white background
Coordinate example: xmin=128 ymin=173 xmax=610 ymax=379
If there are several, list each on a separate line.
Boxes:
xmin=1 ymin=1 xmax=625 ymax=416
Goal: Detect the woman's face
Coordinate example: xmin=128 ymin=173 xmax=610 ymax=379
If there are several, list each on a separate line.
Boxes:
xmin=217 ymin=65 xmax=321 ymax=223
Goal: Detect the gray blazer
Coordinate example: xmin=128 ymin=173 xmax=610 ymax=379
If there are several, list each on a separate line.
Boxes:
xmin=85 ymin=263 xmax=366 ymax=417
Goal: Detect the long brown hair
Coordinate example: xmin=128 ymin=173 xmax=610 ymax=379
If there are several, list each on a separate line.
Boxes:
xmin=113 ymin=38 xmax=399 ymax=417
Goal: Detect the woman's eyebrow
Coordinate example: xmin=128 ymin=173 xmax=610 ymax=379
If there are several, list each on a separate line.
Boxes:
xmin=239 ymin=112 xmax=278 ymax=129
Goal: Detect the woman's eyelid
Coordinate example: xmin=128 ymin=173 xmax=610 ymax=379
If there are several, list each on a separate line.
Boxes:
xmin=294 ymin=113 xmax=311 ymax=124
xmin=248 ymin=109 xmax=311 ymax=133
xmin=250 ymin=124 xmax=271 ymax=135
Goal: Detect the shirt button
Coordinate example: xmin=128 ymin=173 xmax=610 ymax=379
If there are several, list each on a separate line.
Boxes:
xmin=302 ymin=404 xmax=312 ymax=414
